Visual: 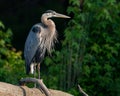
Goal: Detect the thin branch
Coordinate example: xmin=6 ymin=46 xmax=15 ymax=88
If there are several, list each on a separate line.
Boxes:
xmin=19 ymin=77 xmax=51 ymax=96
xmin=78 ymin=85 xmax=89 ymax=96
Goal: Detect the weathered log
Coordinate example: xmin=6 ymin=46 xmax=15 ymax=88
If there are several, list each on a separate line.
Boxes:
xmin=0 ymin=82 xmax=73 ymax=96
xmin=19 ymin=77 xmax=51 ymax=96
xmin=78 ymin=85 xmax=89 ymax=96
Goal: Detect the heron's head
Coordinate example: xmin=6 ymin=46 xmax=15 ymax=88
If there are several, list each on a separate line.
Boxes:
xmin=42 ymin=10 xmax=70 ymax=19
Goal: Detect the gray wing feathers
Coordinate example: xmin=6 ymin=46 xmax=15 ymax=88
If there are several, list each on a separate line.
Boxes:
xmin=24 ymin=24 xmax=42 ymax=73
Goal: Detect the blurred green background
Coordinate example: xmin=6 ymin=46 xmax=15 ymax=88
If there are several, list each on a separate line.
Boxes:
xmin=0 ymin=0 xmax=120 ymax=96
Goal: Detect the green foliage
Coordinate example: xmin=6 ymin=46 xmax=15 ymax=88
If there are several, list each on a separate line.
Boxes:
xmin=80 ymin=1 xmax=120 ymax=95
xmin=0 ymin=0 xmax=120 ymax=95
xmin=0 ymin=21 xmax=25 ymax=84
xmin=43 ymin=0 xmax=120 ymax=96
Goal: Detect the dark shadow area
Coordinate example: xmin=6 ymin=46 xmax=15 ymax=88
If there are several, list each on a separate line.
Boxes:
xmin=0 ymin=0 xmax=69 ymax=51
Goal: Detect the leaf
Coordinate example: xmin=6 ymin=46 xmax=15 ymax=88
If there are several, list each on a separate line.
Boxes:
xmin=69 ymin=0 xmax=80 ymax=6
xmin=0 ymin=21 xmax=5 ymax=29
xmin=91 ymin=43 xmax=101 ymax=53
xmin=83 ymin=65 xmax=90 ymax=77
xmin=104 ymin=64 xmax=112 ymax=72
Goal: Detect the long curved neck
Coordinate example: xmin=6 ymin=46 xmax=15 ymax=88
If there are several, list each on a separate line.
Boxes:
xmin=41 ymin=15 xmax=56 ymax=32
xmin=41 ymin=15 xmax=57 ymax=53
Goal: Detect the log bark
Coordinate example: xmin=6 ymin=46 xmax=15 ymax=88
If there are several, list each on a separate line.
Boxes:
xmin=0 ymin=82 xmax=73 ymax=96
xmin=78 ymin=85 xmax=89 ymax=96
xmin=19 ymin=77 xmax=51 ymax=96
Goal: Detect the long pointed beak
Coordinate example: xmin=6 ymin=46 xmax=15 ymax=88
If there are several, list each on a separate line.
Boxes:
xmin=54 ymin=13 xmax=70 ymax=18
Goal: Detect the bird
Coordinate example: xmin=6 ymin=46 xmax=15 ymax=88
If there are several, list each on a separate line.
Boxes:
xmin=24 ymin=10 xmax=70 ymax=79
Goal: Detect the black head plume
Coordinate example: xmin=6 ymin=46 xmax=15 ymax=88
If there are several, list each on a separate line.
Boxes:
xmin=45 ymin=10 xmax=56 ymax=13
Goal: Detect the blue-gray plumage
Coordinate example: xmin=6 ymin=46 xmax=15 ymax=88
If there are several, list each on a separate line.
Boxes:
xmin=24 ymin=10 xmax=70 ymax=79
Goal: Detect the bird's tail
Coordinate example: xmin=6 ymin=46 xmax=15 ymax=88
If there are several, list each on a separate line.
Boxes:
xmin=26 ymin=62 xmax=30 ymax=74
xmin=30 ymin=63 xmax=34 ymax=74
xmin=26 ymin=62 xmax=35 ymax=74
xmin=26 ymin=66 xmax=30 ymax=75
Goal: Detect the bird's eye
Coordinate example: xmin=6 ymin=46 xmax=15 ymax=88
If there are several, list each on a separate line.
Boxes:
xmin=53 ymin=12 xmax=56 ymax=15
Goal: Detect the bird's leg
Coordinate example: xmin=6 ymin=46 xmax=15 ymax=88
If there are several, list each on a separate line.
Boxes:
xmin=37 ymin=63 xmax=44 ymax=93
xmin=34 ymin=64 xmax=37 ymax=78
xmin=37 ymin=63 xmax=40 ymax=79
xmin=34 ymin=64 xmax=37 ymax=87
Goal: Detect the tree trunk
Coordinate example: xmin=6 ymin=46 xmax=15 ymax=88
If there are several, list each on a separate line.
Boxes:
xmin=0 ymin=82 xmax=73 ymax=96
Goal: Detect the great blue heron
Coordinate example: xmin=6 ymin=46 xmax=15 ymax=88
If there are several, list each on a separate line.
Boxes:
xmin=24 ymin=10 xmax=70 ymax=79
